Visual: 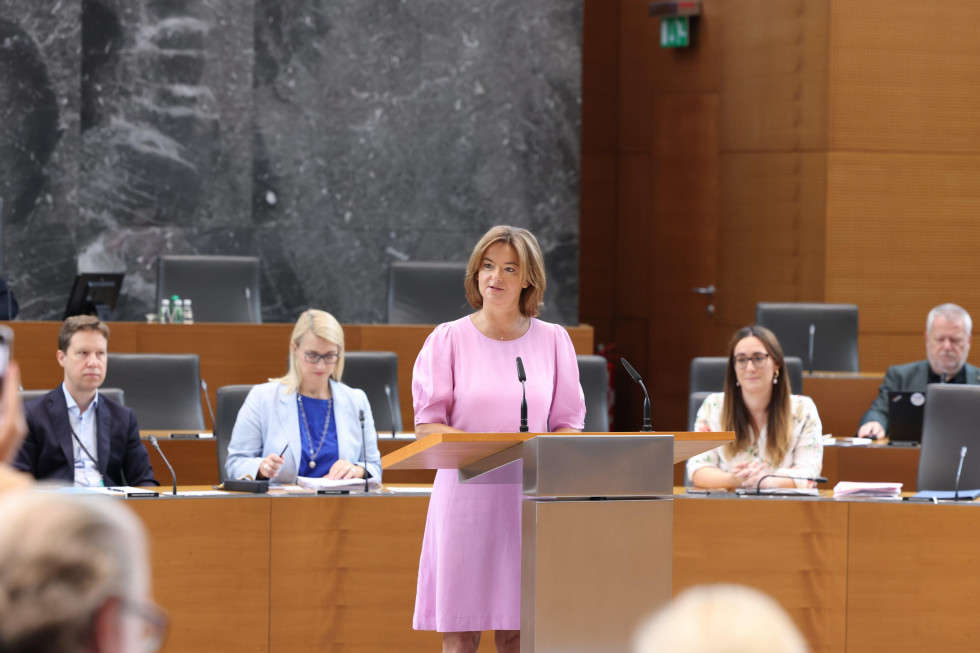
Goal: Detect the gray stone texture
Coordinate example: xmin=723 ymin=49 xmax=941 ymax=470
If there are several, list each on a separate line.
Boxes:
xmin=1 ymin=0 xmax=581 ymax=325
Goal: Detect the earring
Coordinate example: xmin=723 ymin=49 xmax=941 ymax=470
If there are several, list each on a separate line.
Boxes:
xmin=773 ymin=372 xmax=779 ymax=385
xmin=735 ymin=381 xmax=740 ymax=387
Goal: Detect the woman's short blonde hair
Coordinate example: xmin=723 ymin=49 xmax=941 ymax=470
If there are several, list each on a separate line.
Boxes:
xmin=464 ymin=225 xmax=547 ymax=318
xmin=633 ymin=584 xmax=808 ymax=653
xmin=273 ymin=309 xmax=346 ymax=393
xmin=0 ymin=491 xmax=149 ymax=653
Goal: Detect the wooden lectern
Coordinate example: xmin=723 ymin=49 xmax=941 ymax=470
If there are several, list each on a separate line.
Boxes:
xmin=383 ymin=431 xmax=732 ymax=653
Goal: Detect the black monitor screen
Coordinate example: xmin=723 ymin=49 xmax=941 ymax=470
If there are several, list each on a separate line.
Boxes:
xmin=63 ymin=273 xmax=125 ymax=321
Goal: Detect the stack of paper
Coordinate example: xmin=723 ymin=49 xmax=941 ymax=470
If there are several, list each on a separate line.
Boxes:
xmin=833 ymin=481 xmax=902 ymax=499
xmin=296 ymin=476 xmax=381 ymax=492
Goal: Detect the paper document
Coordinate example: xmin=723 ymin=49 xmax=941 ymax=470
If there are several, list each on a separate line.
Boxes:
xmin=296 ymin=476 xmax=381 ymax=492
xmin=833 ymin=481 xmax=902 ymax=498
xmin=93 ymin=486 xmax=161 ymax=498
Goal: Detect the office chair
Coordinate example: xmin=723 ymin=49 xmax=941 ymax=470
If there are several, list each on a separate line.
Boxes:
xmin=386 ymin=261 xmax=470 ymax=324
xmin=689 ymin=356 xmax=804 ymax=395
xmin=917 ymin=384 xmax=980 ymax=492
xmin=755 ymin=302 xmax=859 ymax=372
xmin=342 ymin=351 xmax=402 ymax=434
xmin=156 ymin=255 xmax=262 ymax=323
xmin=103 ymin=353 xmax=206 ymax=431
xmin=577 ymin=355 xmax=610 ymax=432
xmin=20 ymin=388 xmax=125 ymax=406
xmin=215 ymin=384 xmax=253 ymax=482
xmin=688 ymin=390 xmax=714 ymax=431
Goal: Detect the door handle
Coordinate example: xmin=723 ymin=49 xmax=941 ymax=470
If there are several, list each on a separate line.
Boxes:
xmin=692 ymin=285 xmax=715 ymax=316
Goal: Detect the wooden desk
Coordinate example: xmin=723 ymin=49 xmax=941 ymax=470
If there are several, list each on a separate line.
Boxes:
xmin=128 ymin=490 xmax=980 ymax=653
xmin=7 ymin=321 xmax=594 ymax=431
xmin=141 ymin=434 xmax=428 ymax=487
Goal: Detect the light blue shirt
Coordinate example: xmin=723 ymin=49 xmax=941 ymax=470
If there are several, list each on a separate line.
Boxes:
xmin=62 ymin=384 xmax=102 ymax=487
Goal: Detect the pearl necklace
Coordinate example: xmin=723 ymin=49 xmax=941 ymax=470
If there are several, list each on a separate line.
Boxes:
xmin=297 ymin=394 xmax=332 ymax=469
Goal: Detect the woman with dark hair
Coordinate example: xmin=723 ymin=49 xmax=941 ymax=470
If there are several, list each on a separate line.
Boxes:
xmin=687 ymin=325 xmax=823 ymax=490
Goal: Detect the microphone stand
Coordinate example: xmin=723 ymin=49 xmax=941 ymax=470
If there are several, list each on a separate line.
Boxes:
xmin=954 ymin=446 xmax=968 ymax=501
xmin=620 ymin=358 xmax=652 ymax=431
xmin=359 ymin=410 xmax=369 ymax=492
xmin=753 ymin=473 xmax=828 ymax=495
xmin=384 ymin=384 xmax=397 ymax=438
xmin=516 ymin=357 xmax=528 ymax=433
xmin=147 ymin=435 xmax=178 ymax=495
xmin=807 ymin=323 xmax=816 ymax=374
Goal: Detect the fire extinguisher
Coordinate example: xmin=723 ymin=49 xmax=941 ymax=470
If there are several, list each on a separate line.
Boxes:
xmin=596 ymin=342 xmax=619 ymax=430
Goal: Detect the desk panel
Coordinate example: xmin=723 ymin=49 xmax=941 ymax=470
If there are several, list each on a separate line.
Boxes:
xmin=847 ymin=501 xmax=980 ymax=653
xmin=127 ymin=491 xmax=980 ymax=653
xmin=673 ymin=497 xmax=848 ymax=653
xmin=131 ymin=497 xmax=271 ymax=653
xmin=269 ymin=495 xmax=442 ymax=653
xmin=142 ymin=438 xmax=218 ymax=487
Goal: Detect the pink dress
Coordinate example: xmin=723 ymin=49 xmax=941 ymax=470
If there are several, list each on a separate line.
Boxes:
xmin=412 ymin=316 xmax=586 ymax=632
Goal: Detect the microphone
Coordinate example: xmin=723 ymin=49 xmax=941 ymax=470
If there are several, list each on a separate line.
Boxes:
xmin=200 ymin=379 xmax=216 ymax=430
xmin=754 ymin=473 xmax=828 ymax=494
xmin=955 ymin=446 xmax=968 ymax=501
xmin=359 ymin=409 xmax=369 ymax=492
xmin=383 ymin=384 xmax=397 ymax=438
xmin=941 ymin=372 xmax=948 ymax=384
xmin=244 ymin=287 xmax=255 ymax=322
xmin=807 ymin=323 xmax=816 ymax=374
xmin=147 ymin=435 xmax=177 ymax=495
xmin=620 ymin=358 xmax=652 ymax=431
xmin=516 ymin=357 xmax=528 ymax=433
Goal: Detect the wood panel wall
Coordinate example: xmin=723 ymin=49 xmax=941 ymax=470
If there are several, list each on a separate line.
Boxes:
xmin=580 ymin=0 xmax=980 ymax=429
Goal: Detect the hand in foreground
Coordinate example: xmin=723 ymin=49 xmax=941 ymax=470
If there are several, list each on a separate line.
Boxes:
xmin=857 ymin=421 xmax=885 ymax=439
xmin=258 ymin=453 xmax=285 ymax=479
xmin=327 ymin=459 xmax=364 ymax=480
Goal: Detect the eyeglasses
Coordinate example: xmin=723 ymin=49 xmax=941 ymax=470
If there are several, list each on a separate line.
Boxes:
xmin=302 ymin=350 xmax=340 ymax=365
xmin=733 ymin=353 xmax=770 ymax=368
xmin=120 ymin=599 xmax=169 ymax=653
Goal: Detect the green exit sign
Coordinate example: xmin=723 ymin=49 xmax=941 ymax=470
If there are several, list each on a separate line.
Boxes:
xmin=660 ymin=16 xmax=689 ymax=48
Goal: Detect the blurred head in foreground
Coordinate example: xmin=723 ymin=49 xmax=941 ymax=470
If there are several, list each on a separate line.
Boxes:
xmin=633 ymin=584 xmax=808 ymax=653
xmin=0 ymin=491 xmax=166 ymax=653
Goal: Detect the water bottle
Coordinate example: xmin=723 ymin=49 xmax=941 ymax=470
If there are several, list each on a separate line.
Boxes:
xmin=159 ymin=298 xmax=170 ymax=324
xmin=170 ymin=295 xmax=183 ymax=324
xmin=183 ymin=299 xmax=194 ymax=325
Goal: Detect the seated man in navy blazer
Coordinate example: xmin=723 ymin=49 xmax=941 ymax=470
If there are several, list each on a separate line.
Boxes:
xmin=858 ymin=303 xmax=980 ymax=439
xmin=14 ymin=316 xmax=157 ymax=486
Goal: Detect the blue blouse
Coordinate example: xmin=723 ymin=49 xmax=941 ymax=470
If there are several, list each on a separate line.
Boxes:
xmin=297 ymin=395 xmax=339 ymax=476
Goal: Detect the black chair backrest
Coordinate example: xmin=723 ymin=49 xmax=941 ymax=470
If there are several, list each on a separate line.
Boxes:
xmin=103 ymin=353 xmax=205 ymax=431
xmin=387 ymin=261 xmax=470 ymax=324
xmin=157 ymin=255 xmax=261 ymax=323
xmin=342 ymin=352 xmax=402 ymax=434
xmin=688 ymin=391 xmax=714 ymax=431
xmin=755 ymin=302 xmax=859 ymax=372
xmin=577 ymin=355 xmax=609 ymax=432
xmin=216 ymin=384 xmax=253 ymax=482
xmin=917 ymin=384 xmax=980 ymax=491
xmin=20 ymin=387 xmax=125 ymax=406
xmin=689 ymin=356 xmax=804 ymax=395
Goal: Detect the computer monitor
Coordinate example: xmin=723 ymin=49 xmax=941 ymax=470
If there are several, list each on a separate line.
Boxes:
xmin=63 ymin=273 xmax=125 ymax=321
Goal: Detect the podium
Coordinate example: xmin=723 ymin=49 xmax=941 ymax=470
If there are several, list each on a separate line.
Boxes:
xmin=383 ymin=431 xmax=732 ymax=653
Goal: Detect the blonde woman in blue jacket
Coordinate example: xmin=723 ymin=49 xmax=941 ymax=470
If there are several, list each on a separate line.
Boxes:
xmin=225 ymin=309 xmax=382 ymax=483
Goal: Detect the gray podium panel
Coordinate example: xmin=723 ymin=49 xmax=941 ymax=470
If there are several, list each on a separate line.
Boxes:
xmin=521 ymin=498 xmax=673 ymax=653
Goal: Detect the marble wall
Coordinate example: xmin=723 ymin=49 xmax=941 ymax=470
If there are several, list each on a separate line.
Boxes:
xmin=0 ymin=0 xmax=582 ymax=325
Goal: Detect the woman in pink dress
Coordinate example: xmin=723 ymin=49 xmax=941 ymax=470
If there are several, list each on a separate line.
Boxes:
xmin=412 ymin=226 xmax=586 ymax=653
